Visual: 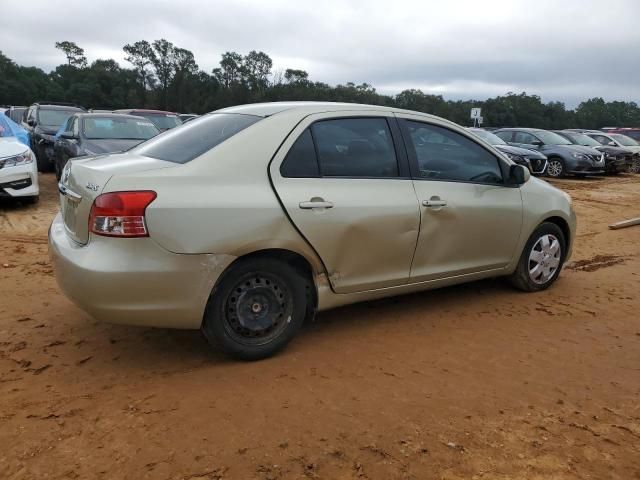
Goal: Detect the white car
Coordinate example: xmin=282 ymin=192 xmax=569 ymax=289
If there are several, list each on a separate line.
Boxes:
xmin=0 ymin=136 xmax=39 ymax=203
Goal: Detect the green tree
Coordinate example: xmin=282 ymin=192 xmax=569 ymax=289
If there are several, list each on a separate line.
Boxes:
xmin=54 ymin=41 xmax=87 ymax=68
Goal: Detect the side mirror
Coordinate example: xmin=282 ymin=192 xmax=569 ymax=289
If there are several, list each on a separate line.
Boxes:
xmin=61 ymin=132 xmax=77 ymax=140
xmin=27 ymin=119 xmax=35 ymax=127
xmin=608 ymin=141 xmax=616 ymax=146
xmin=509 ymin=164 xmax=530 ymax=185
xmin=531 ymin=140 xmax=543 ymax=146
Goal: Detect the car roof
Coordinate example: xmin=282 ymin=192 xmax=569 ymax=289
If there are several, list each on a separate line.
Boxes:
xmin=114 ymin=109 xmax=177 ymax=115
xmin=215 ymin=101 xmax=440 ymax=120
xmin=73 ymin=112 xmax=152 ymax=120
xmin=37 ymin=104 xmax=84 ymax=111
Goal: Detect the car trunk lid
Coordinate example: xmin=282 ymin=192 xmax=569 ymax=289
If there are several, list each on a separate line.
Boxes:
xmin=58 ymin=153 xmax=175 ymax=244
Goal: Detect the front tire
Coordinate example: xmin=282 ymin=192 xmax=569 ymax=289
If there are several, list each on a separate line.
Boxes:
xmin=546 ymin=158 xmax=565 ymax=178
xmin=508 ymin=222 xmax=566 ymax=292
xmin=628 ymin=157 xmax=640 ymax=174
xmin=202 ymin=258 xmax=308 ymax=360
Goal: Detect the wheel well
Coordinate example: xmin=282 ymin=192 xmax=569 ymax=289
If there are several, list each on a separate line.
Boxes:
xmin=544 ymin=216 xmax=571 ymax=246
xmin=227 ymin=249 xmax=318 ymax=310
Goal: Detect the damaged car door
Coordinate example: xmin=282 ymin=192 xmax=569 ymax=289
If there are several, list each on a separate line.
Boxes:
xmin=270 ymin=113 xmax=420 ymax=294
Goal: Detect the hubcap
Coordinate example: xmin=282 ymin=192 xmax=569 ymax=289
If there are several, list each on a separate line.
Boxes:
xmin=223 ymin=273 xmax=292 ymax=345
xmin=528 ymin=234 xmax=561 ymax=284
xmin=547 ymin=160 xmax=563 ymax=177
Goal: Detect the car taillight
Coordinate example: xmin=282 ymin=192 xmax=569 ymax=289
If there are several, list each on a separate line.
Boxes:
xmin=89 ymin=191 xmax=157 ymax=237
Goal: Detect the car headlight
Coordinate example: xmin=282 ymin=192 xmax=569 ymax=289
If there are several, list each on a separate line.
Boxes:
xmin=503 ymin=152 xmax=525 ymax=163
xmin=0 ymin=150 xmax=34 ymax=168
xmin=571 ymin=152 xmax=587 ymax=160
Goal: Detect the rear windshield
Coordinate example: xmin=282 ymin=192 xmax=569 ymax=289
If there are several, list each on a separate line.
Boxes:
xmin=134 ymin=113 xmax=261 ymax=163
xmin=142 ymin=113 xmax=182 ymax=130
xmin=38 ymin=108 xmax=82 ymax=127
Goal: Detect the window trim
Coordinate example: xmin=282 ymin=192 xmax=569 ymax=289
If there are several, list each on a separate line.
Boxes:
xmin=398 ymin=118 xmax=513 ymax=187
xmin=280 ymin=116 xmax=412 ymax=180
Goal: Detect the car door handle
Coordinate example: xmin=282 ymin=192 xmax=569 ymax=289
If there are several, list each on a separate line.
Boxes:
xmin=299 ymin=200 xmax=334 ymax=209
xmin=422 ymin=199 xmax=447 ymax=208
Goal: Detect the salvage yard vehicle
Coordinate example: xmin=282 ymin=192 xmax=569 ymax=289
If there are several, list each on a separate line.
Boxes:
xmin=467 ymin=127 xmax=547 ymax=175
xmin=494 ymin=128 xmax=605 ymax=178
xmin=0 ymin=123 xmax=39 ymax=203
xmin=22 ymin=102 xmax=86 ymax=172
xmin=581 ymin=131 xmax=640 ymax=173
xmin=50 ymin=102 xmax=576 ymax=360
xmin=4 ymin=105 xmax=27 ymax=124
xmin=53 ymin=113 xmax=160 ymax=180
xmin=111 ymin=109 xmax=182 ymax=131
xmin=553 ymin=130 xmax=630 ymax=174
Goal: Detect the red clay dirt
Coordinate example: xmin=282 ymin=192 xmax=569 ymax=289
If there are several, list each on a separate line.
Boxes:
xmin=1 ymin=174 xmax=639 ymax=479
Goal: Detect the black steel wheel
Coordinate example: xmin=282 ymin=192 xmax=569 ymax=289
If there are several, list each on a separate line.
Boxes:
xmin=202 ymin=257 xmax=309 ymax=360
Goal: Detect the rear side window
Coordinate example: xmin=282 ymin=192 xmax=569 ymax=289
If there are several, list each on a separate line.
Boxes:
xmin=311 ymin=118 xmax=398 ymax=177
xmin=404 ymin=121 xmax=503 ymax=185
xmin=280 ymin=129 xmax=320 ymax=177
xmin=135 ymin=113 xmax=261 ymax=163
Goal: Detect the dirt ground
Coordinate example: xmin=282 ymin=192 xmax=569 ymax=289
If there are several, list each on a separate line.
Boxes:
xmin=1 ymin=173 xmax=639 ymax=480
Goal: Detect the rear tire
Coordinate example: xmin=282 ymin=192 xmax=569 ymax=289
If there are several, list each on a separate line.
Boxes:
xmin=628 ymin=157 xmax=640 ymax=174
xmin=508 ymin=222 xmax=566 ymax=292
xmin=201 ymin=258 xmax=308 ymax=360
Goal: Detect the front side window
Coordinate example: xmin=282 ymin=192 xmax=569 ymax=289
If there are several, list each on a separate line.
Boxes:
xmin=494 ymin=131 xmax=513 ymax=142
xmin=589 ymin=134 xmax=610 ymax=145
xmin=610 ymin=134 xmax=639 ymax=147
xmin=405 ymin=121 xmax=503 ymax=185
xmin=513 ymin=131 xmax=538 ymax=145
xmin=134 ymin=113 xmax=261 ymax=164
xmin=311 ymin=118 xmax=398 ymax=177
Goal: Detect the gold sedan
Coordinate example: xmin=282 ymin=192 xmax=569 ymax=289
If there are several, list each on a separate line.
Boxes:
xmin=49 ymin=102 xmax=576 ymax=360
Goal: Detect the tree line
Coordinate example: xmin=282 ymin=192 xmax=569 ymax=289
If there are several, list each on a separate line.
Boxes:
xmin=1 ymin=39 xmax=639 ymax=129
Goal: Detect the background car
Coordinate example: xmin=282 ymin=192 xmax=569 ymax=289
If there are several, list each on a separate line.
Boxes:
xmin=580 ymin=130 xmax=640 ymax=173
xmin=50 ymin=102 xmax=575 ymax=360
xmin=53 ymin=113 xmax=160 ymax=179
xmin=4 ymin=106 xmax=27 ymax=124
xmin=0 ymin=123 xmax=39 ymax=204
xmin=22 ymin=102 xmax=86 ymax=172
xmin=601 ymin=127 xmax=640 ymax=143
xmin=467 ymin=127 xmax=547 ymax=175
xmin=494 ymin=128 xmax=605 ymax=178
xmin=112 ymin=109 xmax=182 ymax=131
xmin=553 ymin=130 xmax=629 ymax=174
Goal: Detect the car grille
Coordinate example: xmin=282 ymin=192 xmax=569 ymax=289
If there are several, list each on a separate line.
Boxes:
xmin=527 ymin=157 xmax=547 ymax=173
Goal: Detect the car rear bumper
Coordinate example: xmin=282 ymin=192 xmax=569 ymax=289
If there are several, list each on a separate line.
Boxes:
xmin=0 ymin=162 xmax=39 ymax=198
xmin=48 ymin=213 xmax=235 ymax=329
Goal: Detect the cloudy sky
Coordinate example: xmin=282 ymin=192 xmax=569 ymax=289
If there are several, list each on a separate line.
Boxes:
xmin=1 ymin=0 xmax=639 ymax=107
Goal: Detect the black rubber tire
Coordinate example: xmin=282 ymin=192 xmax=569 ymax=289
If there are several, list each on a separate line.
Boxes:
xmin=508 ymin=222 xmax=566 ymax=292
xmin=628 ymin=157 xmax=640 ymax=174
xmin=546 ymin=158 xmax=565 ymax=178
xmin=201 ymin=258 xmax=308 ymax=360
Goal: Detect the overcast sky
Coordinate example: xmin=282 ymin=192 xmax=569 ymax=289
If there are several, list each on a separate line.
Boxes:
xmin=1 ymin=0 xmax=639 ymax=107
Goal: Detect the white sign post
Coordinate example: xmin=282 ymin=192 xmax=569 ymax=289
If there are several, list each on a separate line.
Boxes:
xmin=470 ymin=108 xmax=482 ymax=127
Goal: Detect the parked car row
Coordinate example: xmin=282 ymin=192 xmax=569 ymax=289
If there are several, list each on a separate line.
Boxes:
xmin=468 ymin=127 xmax=640 ymax=178
xmin=2 ymin=102 xmax=197 ymax=174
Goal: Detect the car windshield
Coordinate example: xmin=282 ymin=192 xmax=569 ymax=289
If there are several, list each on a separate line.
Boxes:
xmin=38 ymin=108 xmax=81 ymax=127
xmin=470 ymin=129 xmax=506 ymax=145
xmin=141 ymin=114 xmax=182 ymax=130
xmin=134 ymin=113 xmax=261 ymax=163
xmin=610 ymin=133 xmax=639 ymax=146
xmin=7 ymin=108 xmax=25 ymax=123
xmin=563 ymin=132 xmax=601 ymax=147
xmin=83 ymin=117 xmax=159 ymax=140
xmin=535 ymin=131 xmax=572 ymax=145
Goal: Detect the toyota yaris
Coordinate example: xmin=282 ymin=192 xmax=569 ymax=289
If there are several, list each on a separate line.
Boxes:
xmin=50 ymin=102 xmax=576 ymax=360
